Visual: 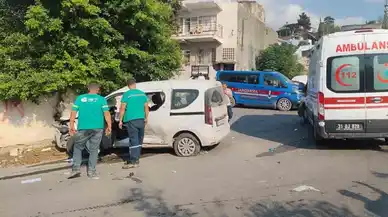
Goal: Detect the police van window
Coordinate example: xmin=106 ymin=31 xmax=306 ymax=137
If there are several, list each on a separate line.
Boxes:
xmin=171 ymin=89 xmax=199 ymax=110
xmin=373 ymin=54 xmax=388 ymax=91
xmin=327 ymin=56 xmax=360 ymax=92
xmin=263 ymin=74 xmax=281 ymax=87
xmin=247 ymin=75 xmax=259 ymax=84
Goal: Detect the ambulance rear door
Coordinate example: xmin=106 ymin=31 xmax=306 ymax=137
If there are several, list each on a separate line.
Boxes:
xmin=364 ymin=31 xmax=388 ymax=134
xmin=323 ymin=32 xmax=366 ymax=134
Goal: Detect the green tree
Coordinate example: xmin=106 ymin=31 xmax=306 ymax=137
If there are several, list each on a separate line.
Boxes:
xmin=317 ymin=16 xmax=340 ymax=38
xmin=255 ymin=43 xmax=304 ymax=78
xmin=0 ymin=0 xmax=182 ymax=102
xmin=297 ymin=12 xmax=311 ymax=31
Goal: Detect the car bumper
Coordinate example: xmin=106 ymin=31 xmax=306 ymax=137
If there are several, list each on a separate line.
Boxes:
xmin=201 ymin=124 xmax=230 ymax=146
xmin=315 ymin=121 xmax=388 ymax=139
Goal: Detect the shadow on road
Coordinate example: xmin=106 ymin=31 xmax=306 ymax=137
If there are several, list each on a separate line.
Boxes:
xmin=339 ymin=181 xmax=388 ymax=217
xmin=123 ymin=188 xmax=358 ymax=217
xmin=231 ymin=114 xmax=388 ymax=157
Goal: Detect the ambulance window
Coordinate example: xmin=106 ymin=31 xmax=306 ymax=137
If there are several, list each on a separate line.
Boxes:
xmin=327 ymin=56 xmax=361 ymax=92
xmin=372 ymin=54 xmax=388 ymax=91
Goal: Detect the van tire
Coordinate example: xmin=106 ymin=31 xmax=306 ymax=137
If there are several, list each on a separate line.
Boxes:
xmin=313 ymin=124 xmax=326 ymax=147
xmin=173 ymin=133 xmax=201 ymax=157
xmin=276 ymin=98 xmax=293 ymax=111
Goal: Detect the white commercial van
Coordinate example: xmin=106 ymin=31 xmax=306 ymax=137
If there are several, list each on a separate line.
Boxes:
xmin=56 ymin=80 xmax=230 ymax=157
xmin=304 ymin=29 xmax=388 ymax=145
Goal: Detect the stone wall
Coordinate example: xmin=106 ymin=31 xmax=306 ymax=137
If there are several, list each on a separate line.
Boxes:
xmin=0 ymin=91 xmax=76 ymax=148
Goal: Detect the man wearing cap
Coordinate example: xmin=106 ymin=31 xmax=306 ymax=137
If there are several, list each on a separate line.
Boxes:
xmin=119 ymin=78 xmax=149 ymax=169
xmin=69 ymin=83 xmax=112 ymax=179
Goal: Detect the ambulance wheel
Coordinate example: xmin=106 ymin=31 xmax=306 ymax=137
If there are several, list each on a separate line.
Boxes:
xmin=277 ymin=98 xmax=292 ymax=111
xmin=313 ymin=124 xmax=326 ymax=147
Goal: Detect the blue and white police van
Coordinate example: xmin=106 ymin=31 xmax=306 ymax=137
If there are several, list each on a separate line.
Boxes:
xmin=216 ymin=70 xmax=304 ymax=111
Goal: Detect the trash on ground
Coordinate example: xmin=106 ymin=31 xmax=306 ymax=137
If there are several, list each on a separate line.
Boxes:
xmin=41 ymin=148 xmax=52 ymax=152
xmin=172 ymin=170 xmax=177 ymax=173
xmin=9 ymin=148 xmax=19 ymax=157
xmin=292 ymin=185 xmax=320 ymax=192
xmin=294 ymin=129 xmax=298 ymax=131
xmin=21 ymin=177 xmax=42 ymax=184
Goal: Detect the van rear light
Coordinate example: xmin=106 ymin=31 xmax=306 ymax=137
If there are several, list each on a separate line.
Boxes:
xmin=318 ymin=92 xmax=325 ymax=121
xmin=205 ymin=104 xmax=213 ymax=125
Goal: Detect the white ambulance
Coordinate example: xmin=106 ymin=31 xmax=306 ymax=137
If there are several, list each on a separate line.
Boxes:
xmin=304 ymin=28 xmax=388 ymax=145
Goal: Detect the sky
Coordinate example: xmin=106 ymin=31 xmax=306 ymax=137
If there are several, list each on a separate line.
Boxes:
xmin=257 ymin=0 xmax=386 ymax=30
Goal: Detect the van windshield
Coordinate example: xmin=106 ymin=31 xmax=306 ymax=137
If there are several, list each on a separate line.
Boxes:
xmin=278 ymin=73 xmax=292 ymax=83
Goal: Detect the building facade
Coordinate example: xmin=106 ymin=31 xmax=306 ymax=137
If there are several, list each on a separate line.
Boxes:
xmin=173 ymin=0 xmax=278 ymax=80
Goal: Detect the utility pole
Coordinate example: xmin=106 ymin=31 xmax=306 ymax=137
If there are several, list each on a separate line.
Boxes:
xmin=383 ymin=0 xmax=388 ymax=29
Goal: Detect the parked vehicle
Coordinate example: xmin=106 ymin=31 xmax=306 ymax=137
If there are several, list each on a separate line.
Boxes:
xmin=292 ymin=75 xmax=308 ymax=85
xmin=54 ymin=80 xmax=230 ymax=157
xmin=304 ymin=28 xmax=388 ymax=145
xmin=216 ymin=70 xmax=304 ymax=111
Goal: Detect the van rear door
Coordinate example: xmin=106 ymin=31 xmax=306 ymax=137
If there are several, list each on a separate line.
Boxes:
xmin=364 ymin=32 xmax=388 ymax=134
xmin=205 ymin=86 xmax=228 ymax=127
xmin=323 ymin=34 xmax=366 ymax=134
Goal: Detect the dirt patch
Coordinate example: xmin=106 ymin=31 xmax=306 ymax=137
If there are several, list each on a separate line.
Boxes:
xmin=0 ymin=146 xmax=67 ymax=168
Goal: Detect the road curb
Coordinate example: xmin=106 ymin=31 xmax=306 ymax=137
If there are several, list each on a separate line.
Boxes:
xmin=0 ymin=139 xmax=55 ymax=155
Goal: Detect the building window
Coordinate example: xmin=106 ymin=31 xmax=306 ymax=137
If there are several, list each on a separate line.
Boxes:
xmin=222 ymin=48 xmax=235 ymax=61
xmin=212 ymin=48 xmax=216 ymax=63
xmin=182 ymin=50 xmax=190 ymax=65
xmin=198 ymin=49 xmax=204 ymax=64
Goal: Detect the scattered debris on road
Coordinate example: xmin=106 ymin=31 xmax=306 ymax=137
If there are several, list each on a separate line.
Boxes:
xmin=292 ymin=185 xmax=320 ymax=192
xmin=0 ymin=146 xmax=67 ymax=168
xmin=21 ymin=177 xmax=42 ymax=184
xmin=41 ymin=147 xmax=52 ymax=152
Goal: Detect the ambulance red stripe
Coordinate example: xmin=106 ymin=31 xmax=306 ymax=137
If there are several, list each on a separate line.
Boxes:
xmin=324 ymin=96 xmax=388 ymax=104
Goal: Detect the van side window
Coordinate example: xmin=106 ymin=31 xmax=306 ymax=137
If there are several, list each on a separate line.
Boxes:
xmin=146 ymin=92 xmax=166 ymax=112
xmin=171 ymin=89 xmax=199 ymax=110
xmin=263 ymin=74 xmax=281 ymax=87
xmin=372 ymin=54 xmax=388 ymax=91
xmin=327 ymin=56 xmax=361 ymax=92
xmin=219 ymin=74 xmax=258 ymax=84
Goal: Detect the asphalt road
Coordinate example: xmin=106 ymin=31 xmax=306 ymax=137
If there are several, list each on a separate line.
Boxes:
xmin=1 ymin=107 xmax=388 ymax=217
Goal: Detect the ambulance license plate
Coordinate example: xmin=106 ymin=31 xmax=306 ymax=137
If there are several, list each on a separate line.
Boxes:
xmin=335 ymin=123 xmax=363 ymax=131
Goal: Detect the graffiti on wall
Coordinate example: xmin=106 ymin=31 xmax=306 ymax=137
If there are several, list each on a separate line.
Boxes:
xmin=1 ymin=100 xmax=25 ymax=122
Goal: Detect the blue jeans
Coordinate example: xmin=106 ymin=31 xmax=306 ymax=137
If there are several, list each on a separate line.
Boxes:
xmin=72 ymin=129 xmax=103 ymax=173
xmin=125 ymin=119 xmax=145 ymax=164
xmin=227 ymin=105 xmax=233 ymax=121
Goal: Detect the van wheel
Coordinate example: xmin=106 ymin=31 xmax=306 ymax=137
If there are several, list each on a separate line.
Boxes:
xmin=313 ymin=124 xmax=326 ymax=147
xmin=303 ymin=107 xmax=309 ymax=124
xmin=277 ymin=98 xmax=293 ymax=111
xmin=173 ymin=133 xmax=201 ymax=157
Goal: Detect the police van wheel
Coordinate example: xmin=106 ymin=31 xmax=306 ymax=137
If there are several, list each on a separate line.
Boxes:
xmin=173 ymin=133 xmax=201 ymax=157
xmin=276 ymin=98 xmax=292 ymax=111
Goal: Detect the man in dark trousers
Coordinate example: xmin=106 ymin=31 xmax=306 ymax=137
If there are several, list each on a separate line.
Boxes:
xmin=119 ymin=79 xmax=149 ymax=169
xmin=69 ymin=83 xmax=112 ymax=179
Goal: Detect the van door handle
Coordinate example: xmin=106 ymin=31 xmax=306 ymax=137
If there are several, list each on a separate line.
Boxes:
xmin=371 ymin=97 xmax=382 ymax=103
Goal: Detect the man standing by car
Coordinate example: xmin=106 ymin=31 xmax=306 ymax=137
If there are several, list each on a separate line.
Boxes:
xmin=69 ymin=83 xmax=112 ymax=179
xmin=222 ymin=83 xmax=234 ymax=122
xmin=119 ymin=78 xmax=149 ymax=169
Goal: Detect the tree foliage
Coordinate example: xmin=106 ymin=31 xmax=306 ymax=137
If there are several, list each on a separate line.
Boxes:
xmin=255 ymin=44 xmax=304 ymax=78
xmin=0 ymin=0 xmax=182 ymax=102
xmin=317 ymin=16 xmax=341 ymax=38
xmin=297 ymin=12 xmax=311 ymax=31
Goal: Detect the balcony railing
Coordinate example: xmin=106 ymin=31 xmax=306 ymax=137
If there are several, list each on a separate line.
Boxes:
xmin=178 ymin=22 xmax=223 ymax=38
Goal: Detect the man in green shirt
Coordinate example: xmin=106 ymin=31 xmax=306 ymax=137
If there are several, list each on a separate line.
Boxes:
xmin=119 ymin=78 xmax=149 ymax=169
xmin=69 ymin=83 xmax=112 ymax=179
